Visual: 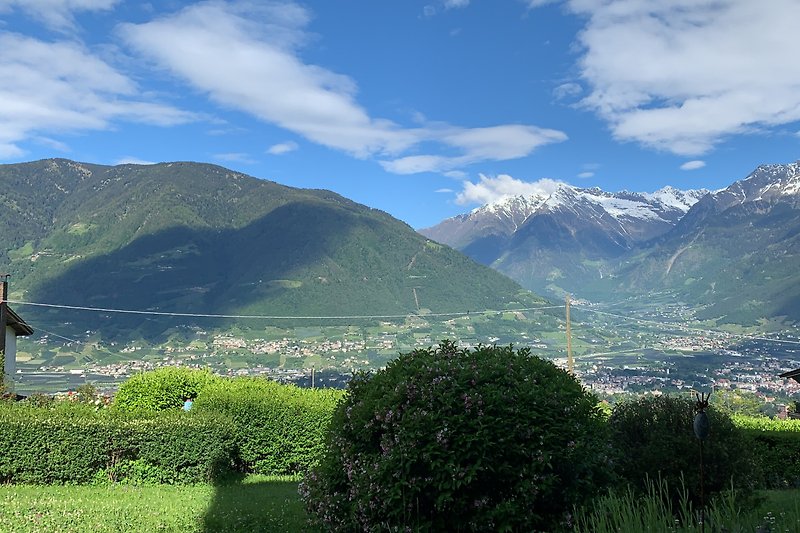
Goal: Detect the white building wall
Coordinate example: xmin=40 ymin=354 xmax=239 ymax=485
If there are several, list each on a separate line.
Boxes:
xmin=3 ymin=326 xmax=16 ymax=376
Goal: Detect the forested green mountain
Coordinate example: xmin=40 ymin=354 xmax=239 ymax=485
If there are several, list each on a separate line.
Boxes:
xmin=0 ymin=159 xmax=541 ymax=340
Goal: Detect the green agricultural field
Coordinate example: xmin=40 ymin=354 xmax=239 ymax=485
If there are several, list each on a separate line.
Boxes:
xmin=0 ymin=476 xmax=314 ymax=533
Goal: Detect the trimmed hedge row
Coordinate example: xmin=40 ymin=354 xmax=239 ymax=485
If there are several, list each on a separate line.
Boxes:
xmin=734 ymin=415 xmax=800 ymax=488
xmin=0 ymin=403 xmax=236 ymax=484
xmin=193 ymin=377 xmax=345 ymax=475
xmin=0 ymin=371 xmax=345 ymax=483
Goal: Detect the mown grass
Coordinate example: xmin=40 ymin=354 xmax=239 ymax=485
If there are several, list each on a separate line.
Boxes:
xmin=0 ymin=476 xmax=315 ymax=532
xmin=1 ymin=477 xmax=797 ymax=532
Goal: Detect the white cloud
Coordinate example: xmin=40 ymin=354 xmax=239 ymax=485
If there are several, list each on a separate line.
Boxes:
xmin=115 ymin=156 xmax=155 ymax=165
xmin=380 ymin=125 xmax=567 ymax=174
xmin=267 ymin=141 xmax=298 ymax=155
xmin=0 ymin=32 xmax=197 ymax=159
xmin=34 ymin=136 xmax=71 ymax=152
xmin=0 ymin=0 xmax=120 ymax=31
xmin=551 ymin=0 xmax=800 ymax=155
xmin=214 ymin=152 xmax=256 ymax=164
xmin=577 ymin=171 xmax=594 ymax=178
xmin=444 ymin=0 xmax=469 ymax=8
xmin=553 ymin=82 xmax=582 ymax=100
xmin=435 ymin=188 xmax=454 ymax=193
xmin=456 ymin=174 xmax=565 ymax=205
xmin=121 ymin=1 xmax=565 ymax=174
xmin=680 ymin=160 xmax=705 ymax=171
xmin=443 ymin=170 xmax=466 ymax=179
xmin=526 ymin=0 xmax=559 ymax=7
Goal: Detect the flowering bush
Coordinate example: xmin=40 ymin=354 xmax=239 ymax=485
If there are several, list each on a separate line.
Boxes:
xmin=301 ymin=341 xmax=611 ymax=532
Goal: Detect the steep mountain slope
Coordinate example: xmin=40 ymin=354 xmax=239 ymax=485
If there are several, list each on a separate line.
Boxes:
xmin=421 ymin=184 xmax=706 ymax=298
xmin=0 ymin=159 xmax=541 ymax=340
xmin=622 ymin=162 xmax=800 ymax=323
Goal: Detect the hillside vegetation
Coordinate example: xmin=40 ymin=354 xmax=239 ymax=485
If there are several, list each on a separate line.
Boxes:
xmin=0 ymin=159 xmax=542 ymax=341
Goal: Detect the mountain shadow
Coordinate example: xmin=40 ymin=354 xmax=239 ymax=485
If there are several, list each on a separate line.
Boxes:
xmin=27 ymin=200 xmax=537 ymax=343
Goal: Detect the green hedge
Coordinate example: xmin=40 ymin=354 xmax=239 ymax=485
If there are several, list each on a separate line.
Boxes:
xmin=113 ymin=367 xmax=219 ymax=412
xmin=193 ymin=377 xmax=344 ymax=475
xmin=734 ymin=415 xmax=800 ymax=488
xmin=0 ymin=402 xmax=236 ymax=484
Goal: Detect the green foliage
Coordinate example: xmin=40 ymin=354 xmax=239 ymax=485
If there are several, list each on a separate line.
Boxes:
xmin=0 ymin=159 xmax=543 ymax=346
xmin=733 ymin=415 xmax=800 ymax=488
xmin=608 ymin=395 xmax=758 ymax=508
xmin=193 ymin=377 xmax=344 ymax=475
xmin=301 ymin=341 xmax=611 ymax=532
xmin=113 ymin=367 xmax=219 ymax=412
xmin=22 ymin=392 xmax=55 ymax=408
xmin=0 ymin=476 xmax=316 ymax=532
xmin=732 ymin=414 xmax=800 ymax=432
xmin=0 ymin=402 xmax=236 ymax=484
xmin=76 ymin=382 xmax=99 ymax=404
xmin=712 ymin=388 xmax=777 ymax=417
xmin=574 ymin=479 xmax=800 ymax=533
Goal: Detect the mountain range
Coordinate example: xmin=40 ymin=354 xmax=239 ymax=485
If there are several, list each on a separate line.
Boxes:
xmin=422 ymin=162 xmax=800 ymax=325
xmin=0 ymin=159 xmax=541 ymax=341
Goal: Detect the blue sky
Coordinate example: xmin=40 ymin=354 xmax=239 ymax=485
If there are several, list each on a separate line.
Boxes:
xmin=1 ymin=0 xmax=799 ymax=229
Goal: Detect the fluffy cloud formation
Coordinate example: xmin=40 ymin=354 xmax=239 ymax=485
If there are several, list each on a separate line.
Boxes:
xmin=0 ymin=0 xmax=120 ymax=31
xmin=0 ymin=33 xmax=195 ymax=159
xmin=121 ymin=1 xmax=564 ymax=174
xmin=553 ymin=0 xmax=800 ymax=155
xmin=456 ymin=174 xmax=565 ymax=205
xmin=267 ymin=141 xmax=299 ymax=155
xmin=380 ymin=125 xmax=566 ymax=174
xmin=680 ymin=160 xmax=706 ymax=171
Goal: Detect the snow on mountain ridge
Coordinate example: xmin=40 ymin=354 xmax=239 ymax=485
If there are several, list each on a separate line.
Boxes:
xmin=476 ymin=184 xmax=707 ymax=222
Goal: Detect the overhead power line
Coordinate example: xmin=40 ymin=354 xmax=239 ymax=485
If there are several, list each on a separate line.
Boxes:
xmin=8 ymin=300 xmax=564 ymax=321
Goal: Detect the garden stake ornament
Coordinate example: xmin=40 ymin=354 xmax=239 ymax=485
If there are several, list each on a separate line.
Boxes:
xmin=694 ymin=390 xmax=712 ymax=533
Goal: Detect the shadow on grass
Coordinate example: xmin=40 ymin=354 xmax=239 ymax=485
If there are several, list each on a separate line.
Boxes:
xmin=201 ymin=474 xmax=317 ymax=532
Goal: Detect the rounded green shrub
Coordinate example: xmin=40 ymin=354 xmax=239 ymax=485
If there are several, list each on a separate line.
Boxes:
xmin=301 ymin=341 xmax=611 ymax=532
xmin=193 ymin=377 xmax=344 ymax=475
xmin=113 ymin=367 xmax=219 ymax=412
xmin=608 ymin=394 xmax=758 ymax=508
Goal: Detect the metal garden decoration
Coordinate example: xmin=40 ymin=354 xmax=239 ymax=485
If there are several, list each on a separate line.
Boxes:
xmin=694 ymin=390 xmax=712 ymax=533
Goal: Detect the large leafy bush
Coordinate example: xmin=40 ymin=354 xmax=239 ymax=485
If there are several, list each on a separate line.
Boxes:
xmin=113 ymin=367 xmax=219 ymax=412
xmin=608 ymin=395 xmax=758 ymax=508
xmin=193 ymin=377 xmax=344 ymax=475
xmin=301 ymin=342 xmax=611 ymax=532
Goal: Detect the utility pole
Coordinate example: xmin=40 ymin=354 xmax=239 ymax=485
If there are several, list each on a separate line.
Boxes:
xmin=565 ymin=293 xmax=574 ymax=374
xmin=0 ymin=274 xmax=9 ymax=380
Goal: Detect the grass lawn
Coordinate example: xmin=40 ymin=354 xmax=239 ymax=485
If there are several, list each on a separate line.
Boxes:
xmin=1 ymin=479 xmax=797 ymax=532
xmin=0 ymin=476 xmax=315 ymax=532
